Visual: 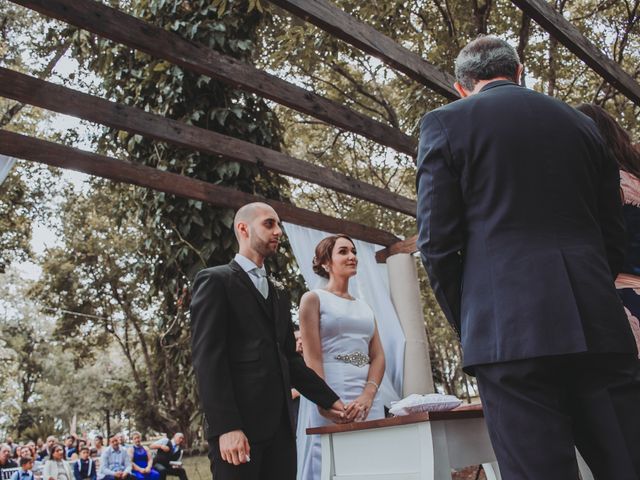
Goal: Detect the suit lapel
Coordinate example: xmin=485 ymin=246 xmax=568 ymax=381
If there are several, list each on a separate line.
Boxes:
xmin=269 ymin=280 xmax=283 ymax=338
xmin=229 ymin=260 xmax=273 ymax=322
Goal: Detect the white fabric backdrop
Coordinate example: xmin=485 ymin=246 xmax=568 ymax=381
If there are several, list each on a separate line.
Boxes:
xmin=0 ymin=155 xmax=16 ymax=186
xmin=283 ymin=222 xmax=405 ymax=403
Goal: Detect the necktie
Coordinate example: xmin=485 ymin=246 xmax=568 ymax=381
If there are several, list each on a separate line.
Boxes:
xmin=250 ymin=267 xmax=268 ymax=299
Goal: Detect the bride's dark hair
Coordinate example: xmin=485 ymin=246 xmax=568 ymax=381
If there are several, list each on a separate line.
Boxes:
xmin=312 ymin=234 xmax=355 ymax=278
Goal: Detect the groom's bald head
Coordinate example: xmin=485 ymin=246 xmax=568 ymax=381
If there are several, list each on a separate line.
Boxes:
xmin=234 ymin=202 xmax=274 ymax=239
xmin=234 ymin=203 xmax=282 ymax=262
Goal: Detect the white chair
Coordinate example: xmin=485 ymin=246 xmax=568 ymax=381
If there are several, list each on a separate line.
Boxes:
xmin=0 ymin=467 xmax=19 ymax=480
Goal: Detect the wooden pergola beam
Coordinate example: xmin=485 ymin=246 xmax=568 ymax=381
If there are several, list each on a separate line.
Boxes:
xmin=10 ymin=0 xmax=417 ymax=157
xmin=268 ymin=0 xmax=458 ymax=100
xmin=0 ymin=130 xmax=400 ymax=246
xmin=375 ymin=234 xmax=417 ymax=263
xmin=511 ymin=0 xmax=640 ymax=106
xmin=0 ymin=67 xmax=417 ymax=217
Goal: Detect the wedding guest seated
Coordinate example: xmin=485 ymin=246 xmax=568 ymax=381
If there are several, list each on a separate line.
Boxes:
xmin=98 ymin=437 xmax=130 ymax=480
xmin=16 ymin=447 xmax=32 ymax=465
xmin=90 ymin=438 xmax=104 ymax=459
xmin=43 ymin=445 xmax=73 ymax=480
xmin=127 ymin=433 xmax=158 ymax=480
xmin=4 ymin=438 xmax=17 ymax=459
xmin=10 ymin=457 xmax=34 ymax=480
xmin=76 ymin=441 xmax=87 ymax=457
xmin=114 ymin=436 xmax=128 ymax=451
xmin=0 ymin=444 xmax=18 ymax=474
xmin=149 ymin=434 xmax=187 ymax=480
xmin=23 ymin=444 xmax=42 ymax=478
xmin=63 ymin=437 xmax=76 ymax=461
xmin=37 ymin=437 xmax=57 ymax=462
xmin=73 ymin=448 xmax=96 ymax=480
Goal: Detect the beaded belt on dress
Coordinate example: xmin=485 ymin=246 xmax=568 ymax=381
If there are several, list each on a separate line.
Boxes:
xmin=334 ymin=351 xmax=370 ymax=367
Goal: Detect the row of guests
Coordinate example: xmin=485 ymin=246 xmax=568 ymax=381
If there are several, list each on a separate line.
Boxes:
xmin=9 ymin=435 xmax=107 ymax=463
xmin=1 ymin=433 xmax=187 ymax=480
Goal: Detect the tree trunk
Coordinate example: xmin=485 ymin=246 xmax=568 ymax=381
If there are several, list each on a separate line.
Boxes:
xmin=105 ymin=409 xmax=111 ymax=439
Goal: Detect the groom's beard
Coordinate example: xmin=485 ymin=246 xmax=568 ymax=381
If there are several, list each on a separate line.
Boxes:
xmin=250 ymin=236 xmax=279 ymax=258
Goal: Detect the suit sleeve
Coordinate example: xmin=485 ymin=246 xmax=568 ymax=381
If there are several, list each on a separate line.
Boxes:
xmin=190 ymin=269 xmax=243 ymax=438
xmin=597 ymin=143 xmax=626 ymax=278
xmin=416 ymin=111 xmax=465 ymax=336
xmin=282 ymin=297 xmax=339 ymax=409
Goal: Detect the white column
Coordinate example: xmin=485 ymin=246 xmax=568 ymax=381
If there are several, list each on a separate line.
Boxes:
xmin=387 ymin=253 xmax=435 ymax=395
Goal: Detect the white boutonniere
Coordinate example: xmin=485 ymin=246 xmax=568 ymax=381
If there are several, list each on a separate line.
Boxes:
xmin=268 ymin=274 xmax=286 ymax=291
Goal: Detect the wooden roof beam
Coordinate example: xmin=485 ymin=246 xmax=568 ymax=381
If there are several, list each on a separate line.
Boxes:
xmin=0 ymin=67 xmax=416 ymax=216
xmin=375 ymin=234 xmax=417 ymax=263
xmin=0 ymin=130 xmax=400 ymax=246
xmin=10 ymin=0 xmax=417 ymax=156
xmin=511 ymin=0 xmax=640 ymax=106
xmin=267 ymin=0 xmax=458 ymax=100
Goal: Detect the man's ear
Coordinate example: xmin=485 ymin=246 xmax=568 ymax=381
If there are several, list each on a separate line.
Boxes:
xmin=454 ymin=82 xmax=469 ymax=98
xmin=236 ymin=222 xmax=249 ymax=240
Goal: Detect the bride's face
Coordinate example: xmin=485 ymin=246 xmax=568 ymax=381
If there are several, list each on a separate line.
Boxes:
xmin=327 ymin=237 xmax=358 ymax=279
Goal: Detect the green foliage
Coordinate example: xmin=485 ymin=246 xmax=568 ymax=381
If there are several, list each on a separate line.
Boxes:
xmin=0 ymin=270 xmax=57 ymax=436
xmin=27 ymin=0 xmax=297 ymax=438
xmin=20 ymin=419 xmax=63 ymax=443
xmin=0 ymin=169 xmax=34 ymax=272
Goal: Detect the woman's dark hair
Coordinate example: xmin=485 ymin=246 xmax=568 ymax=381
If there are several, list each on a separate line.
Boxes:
xmin=576 ymin=103 xmax=640 ymax=177
xmin=51 ymin=444 xmax=64 ymax=456
xmin=312 ymin=234 xmax=355 ymax=278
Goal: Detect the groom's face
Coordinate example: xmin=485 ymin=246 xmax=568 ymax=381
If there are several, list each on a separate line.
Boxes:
xmin=248 ymin=207 xmax=282 ymax=258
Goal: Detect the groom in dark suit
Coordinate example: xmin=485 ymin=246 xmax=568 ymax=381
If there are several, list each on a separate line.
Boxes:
xmin=417 ymin=36 xmax=640 ymax=478
xmin=190 ymin=202 xmax=350 ymax=480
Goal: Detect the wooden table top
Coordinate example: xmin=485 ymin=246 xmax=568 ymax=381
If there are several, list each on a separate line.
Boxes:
xmin=306 ymin=403 xmax=484 ymax=435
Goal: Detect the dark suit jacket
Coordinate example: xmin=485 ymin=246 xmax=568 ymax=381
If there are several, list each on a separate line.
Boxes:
xmin=416 ymin=80 xmax=637 ymax=371
xmin=190 ymin=260 xmax=339 ymax=442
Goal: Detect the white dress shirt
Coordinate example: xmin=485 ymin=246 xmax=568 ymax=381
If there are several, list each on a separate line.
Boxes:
xmin=234 ymin=254 xmax=269 ymax=298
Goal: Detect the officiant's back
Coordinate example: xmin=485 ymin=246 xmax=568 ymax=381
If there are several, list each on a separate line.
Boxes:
xmin=425 ymin=80 xmax=636 ymax=369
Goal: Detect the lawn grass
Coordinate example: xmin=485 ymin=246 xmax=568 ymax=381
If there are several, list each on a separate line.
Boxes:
xmin=182 ymin=454 xmax=211 ymax=480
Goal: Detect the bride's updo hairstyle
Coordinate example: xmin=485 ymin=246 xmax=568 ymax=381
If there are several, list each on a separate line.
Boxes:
xmin=312 ymin=234 xmax=355 ymax=278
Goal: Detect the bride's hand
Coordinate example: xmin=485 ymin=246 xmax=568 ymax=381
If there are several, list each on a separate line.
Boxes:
xmin=352 ymin=391 xmax=375 ymax=421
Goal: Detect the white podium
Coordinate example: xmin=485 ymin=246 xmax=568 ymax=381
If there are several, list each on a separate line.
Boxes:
xmin=307 ymin=404 xmax=502 ymax=480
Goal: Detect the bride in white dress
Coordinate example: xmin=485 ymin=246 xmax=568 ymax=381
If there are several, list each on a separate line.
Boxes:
xmin=296 ymin=234 xmax=386 ymax=480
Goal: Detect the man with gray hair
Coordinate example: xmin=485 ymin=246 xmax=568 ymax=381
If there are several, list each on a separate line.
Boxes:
xmin=149 ymin=433 xmax=186 ymax=480
xmin=416 ymin=35 xmax=640 ymax=478
xmin=0 ymin=444 xmax=18 ymax=474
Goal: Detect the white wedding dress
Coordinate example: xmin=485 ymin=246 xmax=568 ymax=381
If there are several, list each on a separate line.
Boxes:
xmin=296 ymin=289 xmax=385 ymax=480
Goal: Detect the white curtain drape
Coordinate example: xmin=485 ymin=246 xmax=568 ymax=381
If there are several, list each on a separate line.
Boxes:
xmin=283 ymin=222 xmax=405 ymax=402
xmin=0 ymin=155 xmax=16 ymax=186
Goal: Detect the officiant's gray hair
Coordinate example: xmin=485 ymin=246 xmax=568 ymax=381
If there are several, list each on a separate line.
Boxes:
xmin=454 ymin=36 xmax=520 ymax=91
